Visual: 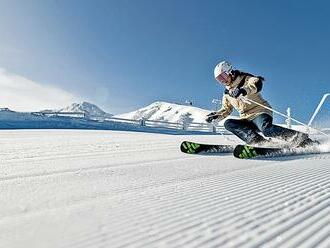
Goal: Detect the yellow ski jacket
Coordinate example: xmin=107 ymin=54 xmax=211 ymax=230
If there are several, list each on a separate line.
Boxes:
xmin=217 ymin=72 xmax=272 ymax=121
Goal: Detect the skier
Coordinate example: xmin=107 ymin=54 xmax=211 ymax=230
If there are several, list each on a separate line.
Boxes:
xmin=206 ymin=61 xmax=318 ymax=147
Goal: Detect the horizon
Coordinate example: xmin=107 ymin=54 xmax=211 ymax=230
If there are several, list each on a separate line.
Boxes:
xmin=1 ymin=97 xmax=328 ymax=129
xmin=0 ymin=1 xmax=329 ymax=123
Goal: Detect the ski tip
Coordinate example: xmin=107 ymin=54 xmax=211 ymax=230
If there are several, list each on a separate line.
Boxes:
xmin=180 ymin=141 xmax=202 ymax=154
xmin=180 ymin=141 xmax=196 ymax=154
xmin=233 ymin=145 xmax=245 ymax=158
xmin=233 ymin=145 xmax=258 ymax=159
xmin=180 ymin=141 xmax=189 ymax=153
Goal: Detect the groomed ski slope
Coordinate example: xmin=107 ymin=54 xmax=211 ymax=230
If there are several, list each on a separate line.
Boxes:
xmin=1 ymin=130 xmax=330 ymax=248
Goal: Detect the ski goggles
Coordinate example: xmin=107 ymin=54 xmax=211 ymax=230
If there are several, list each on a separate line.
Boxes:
xmin=215 ymin=72 xmax=231 ymax=84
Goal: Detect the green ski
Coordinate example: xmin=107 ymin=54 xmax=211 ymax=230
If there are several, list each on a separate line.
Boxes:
xmin=180 ymin=141 xmax=235 ymax=154
xmin=233 ymin=144 xmax=321 ymax=159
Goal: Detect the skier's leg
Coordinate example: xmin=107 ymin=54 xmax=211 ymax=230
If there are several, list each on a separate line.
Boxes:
xmin=252 ymin=113 xmax=310 ymax=146
xmin=224 ymin=118 xmax=266 ymax=144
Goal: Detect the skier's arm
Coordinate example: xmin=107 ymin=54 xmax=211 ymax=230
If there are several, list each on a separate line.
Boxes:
xmin=206 ymin=94 xmax=233 ymax=123
xmin=241 ymin=76 xmax=264 ymax=95
xmin=217 ymin=94 xmax=233 ymax=120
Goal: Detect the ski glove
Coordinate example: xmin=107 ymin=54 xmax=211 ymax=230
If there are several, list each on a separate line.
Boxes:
xmin=229 ymin=88 xmax=247 ymax=98
xmin=206 ymin=112 xmax=220 ymax=123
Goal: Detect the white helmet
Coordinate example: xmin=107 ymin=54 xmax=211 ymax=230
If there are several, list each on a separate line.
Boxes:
xmin=214 ymin=61 xmax=233 ymax=78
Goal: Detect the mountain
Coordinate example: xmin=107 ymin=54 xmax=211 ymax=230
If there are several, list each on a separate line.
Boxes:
xmin=0 ymin=101 xmax=317 ymax=134
xmin=42 ymin=102 xmax=113 ymax=118
xmin=115 ymin=101 xmax=227 ymax=124
xmin=0 ymin=104 xmax=205 ymax=134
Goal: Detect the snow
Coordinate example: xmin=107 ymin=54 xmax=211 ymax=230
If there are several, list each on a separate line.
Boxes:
xmin=1 ymin=130 xmax=330 ymax=248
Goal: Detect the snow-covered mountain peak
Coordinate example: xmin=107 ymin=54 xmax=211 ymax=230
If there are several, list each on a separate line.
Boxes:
xmin=115 ymin=101 xmax=218 ymax=124
xmin=60 ymin=102 xmax=112 ymax=117
xmin=41 ymin=101 xmax=112 ymax=117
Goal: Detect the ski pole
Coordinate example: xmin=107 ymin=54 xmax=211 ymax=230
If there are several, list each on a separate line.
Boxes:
xmin=240 ymin=96 xmax=330 ymax=137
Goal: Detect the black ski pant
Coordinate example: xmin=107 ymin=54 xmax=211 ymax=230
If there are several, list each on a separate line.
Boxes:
xmin=224 ymin=113 xmax=308 ymax=144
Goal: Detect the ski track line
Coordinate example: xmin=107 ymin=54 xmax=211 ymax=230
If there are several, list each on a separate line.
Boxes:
xmin=301 ymin=227 xmax=330 ymax=248
xmin=208 ymin=190 xmax=330 ymax=248
xmin=109 ymin=183 xmax=328 ymax=247
xmin=0 ymin=153 xmax=291 ymax=215
xmin=106 ymin=162 xmax=329 ymax=222
xmin=106 ymin=166 xmax=329 ymax=236
xmin=0 ymin=152 xmax=205 ymax=182
xmin=107 ymin=165 xmax=328 ymax=246
xmin=3 ymin=132 xmax=330 ymax=247
xmin=0 ymin=159 xmax=315 ymax=227
xmin=1 ymin=137 xmax=177 ymax=152
xmin=31 ymin=170 xmax=330 ymax=248
xmin=266 ymin=206 xmax=330 ymax=248
xmin=240 ymin=197 xmax=330 ymax=248
xmin=75 ymin=181 xmax=330 ymax=247
xmin=0 ymin=141 xmax=179 ymax=164
xmin=59 ymin=167 xmax=306 ymax=247
xmin=58 ymin=163 xmax=330 ymax=248
xmin=106 ymin=170 xmax=330 ymax=247
xmin=0 ymin=155 xmax=241 ymax=221
xmin=0 ymin=157 xmax=256 ymax=224
xmin=190 ymin=182 xmax=330 ymax=243
xmin=62 ymin=161 xmax=328 ymax=232
xmin=63 ymin=174 xmax=325 ymax=248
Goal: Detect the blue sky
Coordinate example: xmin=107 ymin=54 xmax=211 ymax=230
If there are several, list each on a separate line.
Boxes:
xmin=0 ymin=0 xmax=329 ymax=122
